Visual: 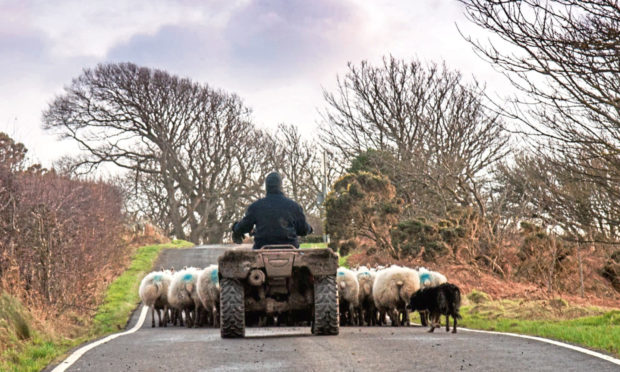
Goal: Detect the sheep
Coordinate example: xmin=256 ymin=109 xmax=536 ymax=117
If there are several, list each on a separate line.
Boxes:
xmin=196 ymin=264 xmax=220 ymax=327
xmin=409 ymin=283 xmax=462 ymax=333
xmin=356 ymin=266 xmax=377 ymax=326
xmin=418 ymin=267 xmax=447 ymax=289
xmin=139 ymin=270 xmax=172 ymax=327
xmin=168 ymin=267 xmax=201 ymax=327
xmin=337 ymin=267 xmax=360 ymax=326
xmin=373 ymin=265 xmax=420 ymax=326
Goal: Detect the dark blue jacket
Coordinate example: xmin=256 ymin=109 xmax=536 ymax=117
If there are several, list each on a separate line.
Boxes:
xmin=233 ymin=173 xmax=312 ymax=249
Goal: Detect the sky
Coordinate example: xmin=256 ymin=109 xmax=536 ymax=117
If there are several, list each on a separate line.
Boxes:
xmin=0 ymin=0 xmax=510 ymax=168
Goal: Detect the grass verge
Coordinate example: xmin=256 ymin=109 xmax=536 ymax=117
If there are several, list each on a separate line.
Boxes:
xmin=457 ymin=291 xmax=620 ymax=357
xmin=300 ymin=242 xmax=327 ymax=249
xmin=0 ymin=239 xmax=193 ymax=372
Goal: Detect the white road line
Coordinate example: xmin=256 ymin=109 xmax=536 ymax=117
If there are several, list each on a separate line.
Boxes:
xmin=459 ymin=327 xmax=620 ymax=366
xmin=51 ymin=305 xmax=149 ymax=372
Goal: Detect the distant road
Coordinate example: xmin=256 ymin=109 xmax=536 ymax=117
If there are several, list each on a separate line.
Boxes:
xmin=46 ymin=245 xmax=619 ymax=372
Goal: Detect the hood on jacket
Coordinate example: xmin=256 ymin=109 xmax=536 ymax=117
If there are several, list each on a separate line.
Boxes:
xmin=265 ymin=172 xmax=283 ymax=195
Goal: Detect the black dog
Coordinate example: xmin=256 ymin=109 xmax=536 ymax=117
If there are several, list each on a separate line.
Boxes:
xmin=409 ymin=283 xmax=462 ymax=333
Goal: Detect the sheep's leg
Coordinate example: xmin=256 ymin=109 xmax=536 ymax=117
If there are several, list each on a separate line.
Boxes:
xmin=403 ymin=308 xmax=410 ymax=326
xmin=156 ymin=308 xmax=162 ymax=327
xmin=391 ymin=309 xmax=400 ymax=327
xmin=349 ymin=304 xmax=356 ymax=326
xmin=151 ymin=307 xmax=155 ymax=328
xmin=163 ymin=305 xmax=169 ymax=327
xmin=194 ymin=304 xmax=200 ymax=328
xmin=186 ymin=308 xmax=193 ymax=328
xmin=213 ymin=306 xmax=219 ymax=328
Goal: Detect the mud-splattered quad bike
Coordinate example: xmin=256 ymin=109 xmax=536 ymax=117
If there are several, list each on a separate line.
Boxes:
xmin=218 ymin=244 xmax=339 ymax=338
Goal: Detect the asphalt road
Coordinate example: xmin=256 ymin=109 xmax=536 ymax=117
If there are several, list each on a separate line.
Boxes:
xmin=47 ymin=245 xmax=619 ymax=372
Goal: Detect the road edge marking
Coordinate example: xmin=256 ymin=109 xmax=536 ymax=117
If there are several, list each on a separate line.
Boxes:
xmin=51 ymin=305 xmax=148 ymax=372
xmin=459 ymin=326 xmax=620 ymax=366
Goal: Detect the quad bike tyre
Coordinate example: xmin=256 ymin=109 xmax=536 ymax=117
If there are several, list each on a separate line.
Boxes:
xmin=220 ymin=278 xmax=245 ymax=338
xmin=312 ymin=275 xmax=339 ymax=335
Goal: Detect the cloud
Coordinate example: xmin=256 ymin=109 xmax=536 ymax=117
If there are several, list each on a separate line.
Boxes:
xmin=1 ymin=0 xmax=248 ymax=58
xmin=0 ymin=0 xmax=513 ymax=167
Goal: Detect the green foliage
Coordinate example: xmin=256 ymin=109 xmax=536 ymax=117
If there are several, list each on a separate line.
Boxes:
xmin=391 ymin=208 xmax=474 ymax=261
xmin=325 ymin=171 xmax=401 ymax=257
xmin=0 ymin=293 xmax=31 ymax=344
xmin=338 ymin=253 xmax=350 ymax=268
xmin=466 ymin=290 xmax=491 ymax=304
xmin=348 ymin=149 xmax=397 ymax=176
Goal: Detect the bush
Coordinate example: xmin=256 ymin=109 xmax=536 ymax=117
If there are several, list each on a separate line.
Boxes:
xmin=600 ymin=250 xmax=620 ymax=292
xmin=0 ymin=132 xmax=126 ymax=317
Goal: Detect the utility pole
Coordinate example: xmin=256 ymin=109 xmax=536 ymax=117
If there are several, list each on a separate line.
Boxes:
xmin=322 ymin=150 xmax=329 ymax=244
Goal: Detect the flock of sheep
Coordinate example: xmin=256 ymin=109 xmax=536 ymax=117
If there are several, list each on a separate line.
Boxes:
xmin=139 ymin=263 xmax=462 ymax=333
xmin=337 ymin=265 xmax=460 ymax=332
xmin=139 ymin=265 xmax=220 ymax=328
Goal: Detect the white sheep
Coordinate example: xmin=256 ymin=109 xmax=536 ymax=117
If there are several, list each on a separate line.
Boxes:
xmin=373 ymin=265 xmax=420 ymax=326
xmin=196 ymin=264 xmax=220 ymax=327
xmin=356 ymin=266 xmax=377 ymax=326
xmin=168 ymin=267 xmax=201 ymax=327
xmin=139 ymin=270 xmax=172 ymax=327
xmin=418 ymin=267 xmax=447 ymax=289
xmin=337 ymin=267 xmax=360 ymax=326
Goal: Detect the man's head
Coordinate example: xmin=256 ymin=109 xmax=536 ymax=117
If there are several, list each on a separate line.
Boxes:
xmin=265 ymin=172 xmax=283 ymax=194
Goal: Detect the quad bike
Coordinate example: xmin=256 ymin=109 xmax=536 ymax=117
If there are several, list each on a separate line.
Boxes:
xmin=218 ymin=244 xmax=339 ymax=338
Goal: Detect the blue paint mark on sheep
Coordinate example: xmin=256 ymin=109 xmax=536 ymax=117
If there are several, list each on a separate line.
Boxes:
xmin=182 ymin=273 xmax=193 ymax=282
xmin=359 ymin=271 xmax=370 ymax=276
xmin=153 ymin=274 xmax=162 ymax=282
xmin=337 ymin=271 xmax=345 ymax=276
xmin=211 ymin=269 xmax=218 ymax=283
xmin=419 ymin=272 xmax=431 ymax=284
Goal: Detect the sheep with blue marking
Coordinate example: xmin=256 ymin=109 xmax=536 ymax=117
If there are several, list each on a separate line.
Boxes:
xmin=372 ymin=265 xmax=420 ymax=326
xmin=418 ymin=267 xmax=447 ymax=289
xmin=197 ymin=264 xmax=220 ymax=327
xmin=337 ymin=267 xmax=360 ymax=325
xmin=139 ymin=270 xmax=173 ymax=327
xmin=355 ymin=266 xmax=377 ymax=326
xmin=168 ymin=267 xmax=201 ymax=327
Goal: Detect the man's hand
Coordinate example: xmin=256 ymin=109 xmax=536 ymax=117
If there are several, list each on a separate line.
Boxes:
xmin=232 ymin=231 xmax=244 ymax=244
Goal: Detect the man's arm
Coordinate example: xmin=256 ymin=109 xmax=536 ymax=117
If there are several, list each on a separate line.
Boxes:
xmin=294 ymin=205 xmax=313 ymax=237
xmin=233 ymin=205 xmax=256 ymax=235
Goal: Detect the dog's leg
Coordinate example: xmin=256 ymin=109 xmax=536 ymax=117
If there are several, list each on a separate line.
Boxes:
xmin=446 ymin=314 xmax=450 ymax=332
xmin=428 ymin=313 xmax=439 ymax=332
xmin=452 ymin=313 xmax=458 ymax=333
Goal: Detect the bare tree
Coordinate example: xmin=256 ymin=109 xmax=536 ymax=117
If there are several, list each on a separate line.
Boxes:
xmin=320 ymin=56 xmax=508 ymax=218
xmin=460 ymin=0 xmax=620 ymax=238
xmin=43 ymin=63 xmax=270 ymax=243
xmin=268 ymin=124 xmax=339 ymax=221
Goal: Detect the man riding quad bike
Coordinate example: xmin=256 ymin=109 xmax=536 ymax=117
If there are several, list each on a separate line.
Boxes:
xmin=232 ymin=172 xmax=313 ymax=248
xmin=218 ymin=172 xmax=339 ymax=337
